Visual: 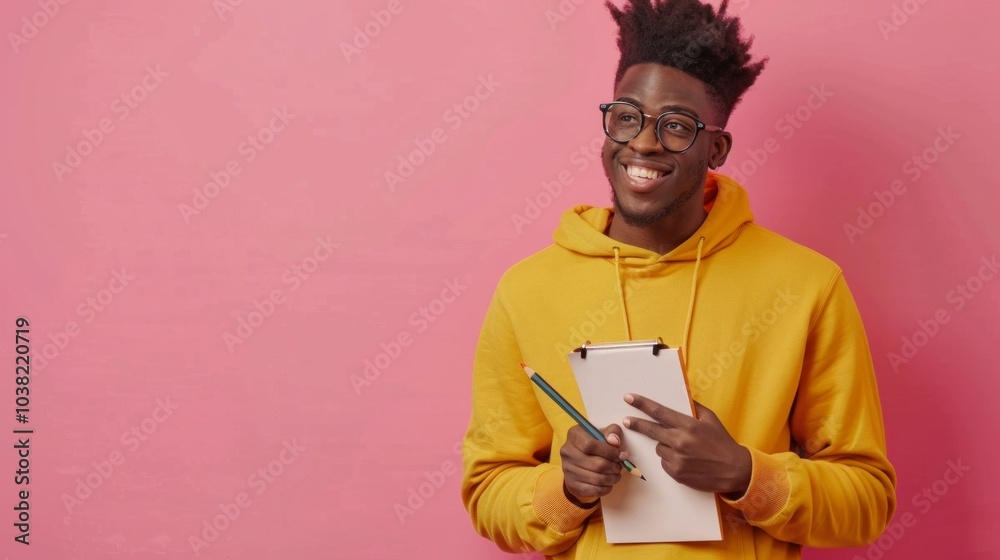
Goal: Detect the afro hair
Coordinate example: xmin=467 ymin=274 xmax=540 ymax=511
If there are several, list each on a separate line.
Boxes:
xmin=606 ymin=0 xmax=768 ymax=126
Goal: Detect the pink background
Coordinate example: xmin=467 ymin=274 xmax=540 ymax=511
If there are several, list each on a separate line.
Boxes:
xmin=1 ymin=0 xmax=998 ymax=558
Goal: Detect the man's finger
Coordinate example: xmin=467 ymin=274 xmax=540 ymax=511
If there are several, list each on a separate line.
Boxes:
xmin=624 ymin=393 xmax=694 ymax=429
xmin=602 ymin=424 xmax=624 ymax=446
xmin=693 ymin=401 xmax=721 ymax=425
xmin=566 ymin=426 xmax=625 ymax=463
xmin=621 ymin=416 xmax=676 ymax=446
xmin=564 ymin=460 xmax=622 ymax=488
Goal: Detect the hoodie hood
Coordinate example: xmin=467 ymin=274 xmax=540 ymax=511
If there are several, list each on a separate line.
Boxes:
xmin=551 ymin=173 xmax=755 ymax=350
xmin=553 ymin=173 xmax=754 ymax=266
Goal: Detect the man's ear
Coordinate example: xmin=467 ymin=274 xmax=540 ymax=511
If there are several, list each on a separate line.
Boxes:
xmin=708 ymin=131 xmax=733 ymax=170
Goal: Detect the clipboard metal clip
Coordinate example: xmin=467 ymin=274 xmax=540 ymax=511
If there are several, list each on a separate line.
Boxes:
xmin=574 ymin=338 xmax=668 ymax=359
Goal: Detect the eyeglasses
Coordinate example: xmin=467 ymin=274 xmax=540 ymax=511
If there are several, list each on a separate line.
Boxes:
xmin=599 ymin=101 xmax=724 ymax=153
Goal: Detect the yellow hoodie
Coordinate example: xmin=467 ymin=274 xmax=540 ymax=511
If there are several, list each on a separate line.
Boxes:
xmin=461 ymin=174 xmax=896 ymax=559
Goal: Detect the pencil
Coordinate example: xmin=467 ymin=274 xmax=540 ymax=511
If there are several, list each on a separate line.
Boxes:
xmin=521 ymin=363 xmax=645 ymax=480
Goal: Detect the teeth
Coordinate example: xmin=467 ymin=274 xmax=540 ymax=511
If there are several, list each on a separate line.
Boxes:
xmin=626 ymin=165 xmax=665 ymax=180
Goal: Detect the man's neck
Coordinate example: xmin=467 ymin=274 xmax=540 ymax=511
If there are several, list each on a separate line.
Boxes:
xmin=606 ymin=207 xmax=708 ymax=256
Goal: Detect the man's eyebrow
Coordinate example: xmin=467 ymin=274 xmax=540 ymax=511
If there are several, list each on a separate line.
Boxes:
xmin=615 ymin=96 xmax=701 ymax=119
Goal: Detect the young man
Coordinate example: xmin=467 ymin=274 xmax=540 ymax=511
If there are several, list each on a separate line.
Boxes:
xmin=461 ymin=1 xmax=896 ymax=558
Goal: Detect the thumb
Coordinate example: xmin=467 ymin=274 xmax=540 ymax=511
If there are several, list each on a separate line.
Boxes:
xmin=602 ymin=424 xmax=624 ymax=447
xmin=693 ymin=401 xmax=720 ymax=425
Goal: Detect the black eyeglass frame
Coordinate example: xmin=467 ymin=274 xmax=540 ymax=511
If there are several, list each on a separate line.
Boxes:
xmin=599 ymin=101 xmax=724 ymax=154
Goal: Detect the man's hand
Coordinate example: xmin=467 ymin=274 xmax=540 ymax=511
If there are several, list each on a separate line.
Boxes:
xmin=622 ymin=394 xmax=751 ymax=497
xmin=559 ymin=424 xmax=628 ymax=506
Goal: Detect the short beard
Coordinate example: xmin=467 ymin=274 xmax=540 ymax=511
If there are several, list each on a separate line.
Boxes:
xmin=608 ymin=164 xmax=707 ymax=227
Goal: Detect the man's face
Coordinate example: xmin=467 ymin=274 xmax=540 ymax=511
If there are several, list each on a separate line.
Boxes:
xmin=602 ymin=63 xmax=729 ymax=227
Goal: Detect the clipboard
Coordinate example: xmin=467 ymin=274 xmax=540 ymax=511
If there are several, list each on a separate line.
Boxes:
xmin=568 ymin=339 xmax=723 ymax=543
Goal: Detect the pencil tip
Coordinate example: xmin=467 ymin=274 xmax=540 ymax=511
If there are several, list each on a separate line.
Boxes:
xmin=640 ymin=475 xmax=646 ymax=480
xmin=519 ymin=363 xmax=526 ymax=368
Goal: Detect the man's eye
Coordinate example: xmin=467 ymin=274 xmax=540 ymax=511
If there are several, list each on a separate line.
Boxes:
xmin=663 ymin=120 xmax=694 ymax=133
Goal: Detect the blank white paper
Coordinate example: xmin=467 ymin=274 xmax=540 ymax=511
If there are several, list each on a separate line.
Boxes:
xmin=569 ymin=345 xmax=723 ymax=543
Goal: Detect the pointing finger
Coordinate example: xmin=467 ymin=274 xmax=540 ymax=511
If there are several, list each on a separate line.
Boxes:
xmin=624 ymin=393 xmax=694 ymax=429
xmin=621 ymin=416 xmax=675 ymax=446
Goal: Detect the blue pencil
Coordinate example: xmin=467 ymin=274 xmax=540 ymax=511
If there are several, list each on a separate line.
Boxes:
xmin=521 ymin=363 xmax=645 ymax=480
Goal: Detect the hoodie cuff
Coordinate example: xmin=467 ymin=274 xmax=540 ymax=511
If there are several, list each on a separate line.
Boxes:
xmin=720 ymin=447 xmax=790 ymax=524
xmin=532 ymin=466 xmax=598 ymax=533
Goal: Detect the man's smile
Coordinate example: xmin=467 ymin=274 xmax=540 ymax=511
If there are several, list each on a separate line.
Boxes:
xmin=617 ymin=159 xmax=675 ymax=193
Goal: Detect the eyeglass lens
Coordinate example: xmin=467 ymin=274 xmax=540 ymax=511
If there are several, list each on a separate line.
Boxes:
xmin=604 ymin=104 xmax=699 ymax=152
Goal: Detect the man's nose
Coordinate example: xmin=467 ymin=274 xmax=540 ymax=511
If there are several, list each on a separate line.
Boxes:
xmin=628 ymin=121 xmax=665 ymax=154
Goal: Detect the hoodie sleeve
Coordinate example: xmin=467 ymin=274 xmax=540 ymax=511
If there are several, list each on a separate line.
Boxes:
xmin=722 ymin=271 xmax=897 ymax=547
xmin=461 ymin=290 xmax=596 ymax=556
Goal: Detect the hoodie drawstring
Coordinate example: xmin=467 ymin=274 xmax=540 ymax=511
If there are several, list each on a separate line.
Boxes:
xmin=612 ymin=236 xmax=704 ymax=362
xmin=613 ymin=247 xmax=632 ymax=341
xmin=681 ymin=237 xmax=705 ymax=367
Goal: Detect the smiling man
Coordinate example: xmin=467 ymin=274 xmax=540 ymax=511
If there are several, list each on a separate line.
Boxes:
xmin=461 ymin=1 xmax=896 ymax=558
